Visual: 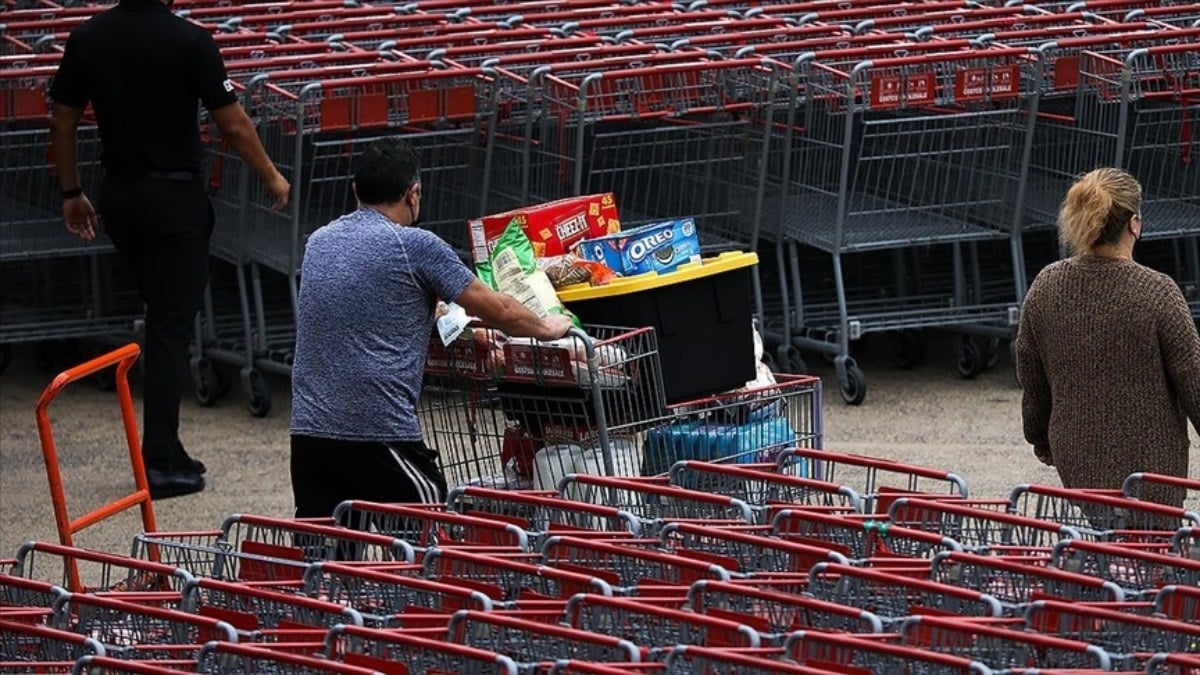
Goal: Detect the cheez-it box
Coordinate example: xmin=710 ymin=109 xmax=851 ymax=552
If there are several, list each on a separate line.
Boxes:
xmin=468 ymin=194 xmax=621 ymax=262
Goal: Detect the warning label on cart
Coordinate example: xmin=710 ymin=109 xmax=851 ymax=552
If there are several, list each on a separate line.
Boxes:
xmin=955 ymin=65 xmax=1021 ymax=102
xmin=504 ymin=343 xmax=575 ymax=385
xmin=869 ymin=73 xmax=936 ymax=109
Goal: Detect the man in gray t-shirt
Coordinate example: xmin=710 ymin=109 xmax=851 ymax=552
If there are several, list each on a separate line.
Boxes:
xmin=290 ymin=137 xmax=571 ymax=519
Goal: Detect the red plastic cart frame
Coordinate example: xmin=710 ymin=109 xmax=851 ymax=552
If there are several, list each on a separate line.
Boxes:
xmin=35 ymin=344 xmax=158 ymax=591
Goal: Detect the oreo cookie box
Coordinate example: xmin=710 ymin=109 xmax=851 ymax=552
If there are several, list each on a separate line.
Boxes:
xmin=576 ymin=218 xmax=702 ymax=276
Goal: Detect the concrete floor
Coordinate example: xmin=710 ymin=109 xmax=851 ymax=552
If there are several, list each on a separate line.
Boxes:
xmin=1 ymin=333 xmax=1196 ymax=565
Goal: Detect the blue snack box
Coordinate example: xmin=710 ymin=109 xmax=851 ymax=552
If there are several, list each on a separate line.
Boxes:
xmin=575 ymin=218 xmax=702 ymax=276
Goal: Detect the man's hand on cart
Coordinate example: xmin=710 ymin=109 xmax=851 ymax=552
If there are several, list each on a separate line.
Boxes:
xmin=456 ymin=280 xmax=573 ymax=343
xmin=537 ymin=314 xmax=574 ymax=342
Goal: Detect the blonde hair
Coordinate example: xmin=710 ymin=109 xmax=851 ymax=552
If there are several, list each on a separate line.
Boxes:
xmin=1058 ymin=168 xmax=1142 ymax=255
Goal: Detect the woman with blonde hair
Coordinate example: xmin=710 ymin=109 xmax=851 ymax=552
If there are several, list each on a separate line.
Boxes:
xmin=1016 ymin=167 xmax=1200 ymax=508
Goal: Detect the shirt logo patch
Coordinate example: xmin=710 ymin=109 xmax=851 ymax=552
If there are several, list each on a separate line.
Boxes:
xmin=222 ymin=79 xmax=234 ymax=92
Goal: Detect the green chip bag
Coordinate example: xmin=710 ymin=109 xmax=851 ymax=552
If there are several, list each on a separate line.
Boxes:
xmin=477 ymin=220 xmax=581 ymax=328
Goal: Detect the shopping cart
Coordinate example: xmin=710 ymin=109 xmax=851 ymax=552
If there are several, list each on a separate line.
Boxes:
xmin=1007 ymin=483 xmax=1200 ymax=540
xmin=551 ymin=475 xmax=756 ymax=534
xmin=0 ymin=618 xmax=107 ymax=668
xmin=421 ymin=547 xmax=615 ymax=604
xmin=302 ymin=561 xmax=495 ymax=629
xmin=687 ymin=579 xmax=886 ymax=636
xmin=666 ymin=463 xmax=862 ymax=518
xmin=540 ymin=535 xmax=733 ymax=591
xmin=900 ymin=614 xmax=1115 ymax=670
xmin=178 ymin=578 xmax=367 ymax=644
xmin=51 ymin=592 xmax=238 ymax=661
xmin=929 ymin=551 xmax=1127 ymax=613
xmin=785 ymin=629 xmax=996 ymax=674
xmin=564 ymin=594 xmax=764 ymax=655
xmin=1050 ymin=538 xmax=1200 ymax=598
xmin=446 ymin=609 xmax=642 ymax=665
xmin=770 ymin=508 xmax=966 ymax=566
xmin=887 ymin=497 xmax=1084 ymax=557
xmin=325 ymin=624 xmax=520 ymax=675
xmin=663 ymin=645 xmax=846 ymax=675
xmin=130 ymin=515 xmax=416 ymax=585
xmin=70 ymin=654 xmax=197 ymax=675
xmin=1144 ymin=652 xmax=1200 ymax=675
xmin=805 ymin=562 xmax=1004 ymax=627
xmin=1024 ymin=599 xmax=1200 ymax=671
xmin=446 ymin=487 xmax=644 ymax=547
xmin=776 ymin=448 xmax=971 ymax=514
xmin=422 ymin=325 xmax=665 ymax=492
xmin=657 ymin=523 xmax=853 ymax=578
xmin=1123 ymin=473 xmax=1200 ymax=514
xmin=331 ymin=501 xmax=533 ymax=551
xmin=1155 ymin=583 xmax=1200 ymax=624
xmin=195 ymin=640 xmax=386 ymax=675
xmin=9 ymin=542 xmax=192 ymax=602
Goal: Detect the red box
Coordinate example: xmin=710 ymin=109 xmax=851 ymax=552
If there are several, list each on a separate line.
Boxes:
xmin=426 ymin=338 xmax=492 ymax=379
xmin=468 ymin=194 xmax=621 ymax=263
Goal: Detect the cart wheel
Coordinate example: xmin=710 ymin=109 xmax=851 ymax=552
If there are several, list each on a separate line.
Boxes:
xmin=246 ymin=369 xmax=272 ymax=418
xmin=0 ymin=344 xmax=11 ymax=375
xmin=839 ymin=362 xmax=867 ymax=406
xmin=787 ymin=350 xmax=809 ymax=375
xmin=762 ymin=351 xmax=779 ymax=374
xmin=956 ymin=336 xmax=985 ymax=380
xmin=889 ymin=330 xmax=924 ymax=370
xmin=982 ymin=337 xmax=1002 ymax=371
xmin=777 ymin=344 xmax=808 ymax=374
xmin=193 ymin=358 xmax=226 ymax=408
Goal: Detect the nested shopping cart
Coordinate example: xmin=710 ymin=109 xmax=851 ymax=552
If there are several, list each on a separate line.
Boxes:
xmin=0 ymin=65 xmax=142 ymax=368
xmin=929 ymin=550 xmax=1128 ymax=612
xmin=768 ymin=46 xmax=1038 ymax=402
xmin=900 ymin=613 xmax=1116 ymax=671
xmin=421 ymin=324 xmax=666 ymax=491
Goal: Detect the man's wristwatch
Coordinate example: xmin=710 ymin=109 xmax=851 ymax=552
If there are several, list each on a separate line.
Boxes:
xmin=61 ymin=187 xmax=84 ymax=200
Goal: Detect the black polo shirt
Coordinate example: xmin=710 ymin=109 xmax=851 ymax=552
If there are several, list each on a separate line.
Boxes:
xmin=49 ymin=0 xmax=239 ymax=176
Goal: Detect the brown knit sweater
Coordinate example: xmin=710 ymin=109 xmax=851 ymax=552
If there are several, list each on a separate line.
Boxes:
xmin=1017 ymin=254 xmax=1200 ymax=506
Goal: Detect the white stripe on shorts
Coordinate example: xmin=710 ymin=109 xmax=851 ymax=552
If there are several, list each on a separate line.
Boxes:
xmin=387 ymin=444 xmax=439 ymax=504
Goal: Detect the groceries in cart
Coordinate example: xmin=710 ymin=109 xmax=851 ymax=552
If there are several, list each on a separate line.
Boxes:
xmin=575 ymin=217 xmax=703 ymax=276
xmin=468 ymin=193 xmax=621 ymax=263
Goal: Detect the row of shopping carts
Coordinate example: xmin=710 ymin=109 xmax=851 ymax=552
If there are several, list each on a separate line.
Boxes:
xmin=2 ymin=0 xmax=1198 ymax=407
xmin=2 ymin=446 xmax=1197 ymax=673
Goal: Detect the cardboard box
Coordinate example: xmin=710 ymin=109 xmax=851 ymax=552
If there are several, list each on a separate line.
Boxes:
xmin=469 ymin=194 xmax=621 ymax=263
xmin=575 ymin=218 xmax=701 ymax=276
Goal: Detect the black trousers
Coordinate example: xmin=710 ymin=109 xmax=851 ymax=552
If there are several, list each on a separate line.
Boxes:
xmin=290 ymin=435 xmax=449 ymax=520
xmin=99 ymin=174 xmax=212 ymax=470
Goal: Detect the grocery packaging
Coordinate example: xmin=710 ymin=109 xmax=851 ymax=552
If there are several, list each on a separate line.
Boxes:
xmin=536 ymin=254 xmax=620 ymax=289
xmin=469 ymin=193 xmax=621 ymax=263
xmin=575 ymin=217 xmax=702 ymax=276
xmin=476 ymin=221 xmax=580 ymax=327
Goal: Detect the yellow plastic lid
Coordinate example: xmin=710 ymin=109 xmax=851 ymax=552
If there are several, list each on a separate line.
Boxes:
xmin=557 ymin=251 xmax=759 ymax=302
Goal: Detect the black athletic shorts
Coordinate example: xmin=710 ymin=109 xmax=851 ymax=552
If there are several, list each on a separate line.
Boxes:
xmin=290 ymin=434 xmax=448 ymax=520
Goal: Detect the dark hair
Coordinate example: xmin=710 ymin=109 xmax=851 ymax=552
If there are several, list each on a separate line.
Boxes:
xmin=353 ymin=137 xmax=421 ymax=206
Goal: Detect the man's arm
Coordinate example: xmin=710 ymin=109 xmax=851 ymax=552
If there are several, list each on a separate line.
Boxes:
xmin=49 ymin=103 xmax=97 ymax=242
xmin=209 ymin=103 xmax=289 ymax=209
xmin=456 ymin=279 xmax=573 ymax=342
xmin=191 ymin=30 xmax=289 ymax=210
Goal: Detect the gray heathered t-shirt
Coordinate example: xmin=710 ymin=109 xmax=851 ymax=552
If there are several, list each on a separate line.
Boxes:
xmin=290 ymin=208 xmax=476 ymax=442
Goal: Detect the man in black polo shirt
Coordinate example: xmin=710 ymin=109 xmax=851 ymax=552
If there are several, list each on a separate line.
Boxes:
xmin=49 ymin=0 xmax=290 ymax=499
